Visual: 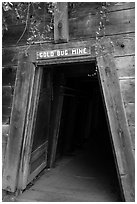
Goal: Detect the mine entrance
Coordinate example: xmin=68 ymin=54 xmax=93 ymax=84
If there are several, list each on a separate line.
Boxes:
xmin=46 ymin=61 xmax=123 ymax=201
xmin=17 ymin=61 xmax=124 ymax=202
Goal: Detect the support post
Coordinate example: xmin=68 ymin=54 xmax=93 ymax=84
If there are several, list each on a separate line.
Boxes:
xmin=2 ymin=52 xmax=35 ymax=192
xmin=54 ymin=2 xmax=69 ymax=43
xmin=96 ymin=37 xmax=135 ymax=201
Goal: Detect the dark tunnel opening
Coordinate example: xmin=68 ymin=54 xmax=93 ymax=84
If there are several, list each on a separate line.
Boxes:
xmin=52 ymin=61 xmax=123 ymax=201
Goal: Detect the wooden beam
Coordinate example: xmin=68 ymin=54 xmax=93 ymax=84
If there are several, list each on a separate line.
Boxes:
xmin=54 ymin=2 xmax=69 ymax=43
xmin=2 ymin=125 xmax=9 ymax=171
xmin=48 ymin=74 xmax=64 ymax=167
xmin=2 ymin=51 xmax=35 ymax=192
xmin=18 ymin=68 xmax=52 ymax=190
xmin=17 ymin=67 xmax=43 ymax=190
xmin=96 ymin=37 xmax=135 ymax=201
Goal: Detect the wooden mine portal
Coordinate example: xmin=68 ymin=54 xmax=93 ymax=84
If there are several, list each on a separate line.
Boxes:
xmin=3 ymin=43 xmax=134 ymax=201
xmin=16 ymin=61 xmax=124 ymax=201
xmin=2 ymin=2 xmax=135 ymax=202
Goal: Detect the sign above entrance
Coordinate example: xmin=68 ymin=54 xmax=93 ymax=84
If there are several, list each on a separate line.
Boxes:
xmin=36 ymin=47 xmax=91 ymax=60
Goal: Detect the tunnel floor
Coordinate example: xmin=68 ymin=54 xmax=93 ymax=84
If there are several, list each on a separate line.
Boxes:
xmin=16 ymin=141 xmax=122 ymax=202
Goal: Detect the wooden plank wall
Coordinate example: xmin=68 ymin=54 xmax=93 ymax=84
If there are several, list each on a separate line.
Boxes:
xmin=2 ymin=58 xmax=17 ymax=169
xmin=96 ymin=36 xmax=135 ymax=201
xmin=69 ymin=2 xmax=135 ymax=38
xmin=2 ymin=1 xmax=135 ymax=177
xmin=112 ymin=33 xmax=135 ymax=152
xmin=2 ymin=46 xmax=27 ymax=169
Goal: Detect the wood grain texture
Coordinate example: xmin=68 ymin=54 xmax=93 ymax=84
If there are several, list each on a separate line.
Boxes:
xmin=48 ymin=86 xmax=64 ymax=167
xmin=2 ymin=67 xmax=17 ymax=86
xmin=69 ymin=8 xmax=135 ymax=39
xmin=17 ymin=67 xmax=43 ymax=190
xmin=115 ymin=56 xmax=135 ymax=78
xmin=112 ymin=34 xmax=135 ymax=57
xmin=3 ymin=24 xmax=28 ymax=46
xmin=2 ymin=2 xmax=135 ymax=193
xmin=2 ymin=106 xmax=11 ymax=125
xmin=2 ymin=86 xmax=13 ymax=106
xmin=2 ymin=125 xmax=10 ymax=143
xmin=2 ymin=3 xmax=135 ymax=46
xmin=54 ymin=2 xmax=69 ymax=43
xmin=69 ymin=2 xmax=135 ymax=18
xmin=128 ymin=125 xmax=135 ymax=150
xmin=48 ymin=72 xmax=65 ymax=168
xmin=124 ymin=103 xmax=135 ymax=126
xmin=31 ymin=71 xmax=51 ymax=152
xmin=2 ymin=125 xmax=10 ymax=170
xmin=30 ymin=142 xmax=48 ymax=164
xmin=96 ymin=37 xmax=135 ymax=201
xmin=108 ymin=2 xmax=135 ymax=12
xmin=120 ymin=79 xmax=135 ymax=104
xmin=2 ymin=132 xmax=9 ymax=171
xmin=28 ymin=70 xmax=51 ymax=183
xmin=22 ymin=69 xmax=52 ymax=188
xmin=2 ymin=48 xmax=20 ymax=67
xmin=2 ymin=51 xmax=35 ymax=192
xmin=2 ymin=32 xmax=134 ymax=68
xmin=124 ymin=103 xmax=135 ymax=150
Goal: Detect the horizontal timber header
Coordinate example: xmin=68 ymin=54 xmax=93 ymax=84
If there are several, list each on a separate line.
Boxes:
xmin=36 ymin=47 xmax=91 ymax=60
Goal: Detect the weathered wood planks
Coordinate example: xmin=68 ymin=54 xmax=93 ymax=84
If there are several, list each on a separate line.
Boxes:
xmin=2 ymin=106 xmax=11 ymax=125
xmin=115 ymin=56 xmax=135 ymax=78
xmin=2 ymin=48 xmax=20 ymax=67
xmin=112 ymin=32 xmax=135 ymax=154
xmin=2 ymin=33 xmax=134 ymax=66
xmin=120 ymin=79 xmax=135 ymax=104
xmin=2 ymin=3 xmax=135 ymax=200
xmin=48 ymin=73 xmax=64 ymax=167
xmin=69 ymin=2 xmax=135 ymax=18
xmin=2 ymin=4 xmax=135 ymax=45
xmin=124 ymin=103 xmax=135 ymax=151
xmin=112 ymin=34 xmax=135 ymax=57
xmin=2 ymin=51 xmax=35 ymax=192
xmin=17 ymin=67 xmax=43 ymax=190
xmin=3 ymin=24 xmax=28 ymax=46
xmin=128 ymin=125 xmax=135 ymax=150
xmin=69 ymin=8 xmax=135 ymax=39
xmin=108 ymin=2 xmax=135 ymax=12
xmin=2 ymin=86 xmax=13 ymax=106
xmin=2 ymin=125 xmax=10 ymax=170
xmin=96 ymin=37 xmax=135 ymax=201
xmin=2 ymin=67 xmax=17 ymax=86
xmin=2 ymin=67 xmax=17 ymax=124
xmin=54 ymin=2 xmax=69 ymax=43
xmin=125 ymin=103 xmax=135 ymax=126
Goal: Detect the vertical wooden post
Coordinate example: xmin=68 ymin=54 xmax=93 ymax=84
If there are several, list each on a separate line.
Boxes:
xmin=2 ymin=52 xmax=35 ymax=192
xmin=54 ymin=2 xmax=69 ymax=43
xmin=96 ymin=37 xmax=135 ymax=201
xmin=48 ymin=73 xmax=64 ymax=167
xmin=17 ymin=67 xmax=43 ymax=190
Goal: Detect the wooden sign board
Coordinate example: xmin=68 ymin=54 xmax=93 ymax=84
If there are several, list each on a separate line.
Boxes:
xmin=36 ymin=47 xmax=91 ymax=60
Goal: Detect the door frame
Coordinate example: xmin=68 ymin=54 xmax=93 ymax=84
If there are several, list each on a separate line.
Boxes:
xmin=2 ymin=40 xmax=134 ymax=201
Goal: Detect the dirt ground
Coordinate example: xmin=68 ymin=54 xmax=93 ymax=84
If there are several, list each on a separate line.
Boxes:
xmin=16 ymin=146 xmax=122 ymax=202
